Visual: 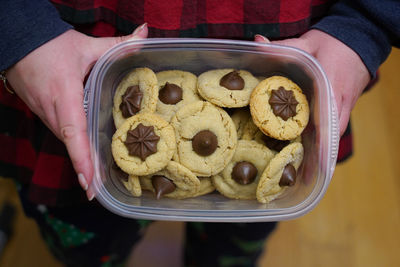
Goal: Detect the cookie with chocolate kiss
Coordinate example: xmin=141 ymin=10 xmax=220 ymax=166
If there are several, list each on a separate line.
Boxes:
xmin=212 ymin=140 xmax=274 ymax=200
xmin=139 ymin=161 xmax=200 ymax=199
xmin=113 ymin=67 xmax=159 ymax=128
xmin=155 ymin=70 xmax=201 ymax=122
xmin=256 ymin=142 xmax=304 ymax=204
xmin=250 ymin=76 xmax=309 ymax=140
xmin=171 ymin=101 xmax=237 ymax=177
xmin=111 ymin=113 xmax=176 ymax=176
xmin=197 ymin=69 xmax=259 ymax=108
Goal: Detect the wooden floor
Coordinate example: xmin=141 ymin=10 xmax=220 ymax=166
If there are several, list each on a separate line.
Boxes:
xmin=1 ymin=48 xmax=399 ymax=267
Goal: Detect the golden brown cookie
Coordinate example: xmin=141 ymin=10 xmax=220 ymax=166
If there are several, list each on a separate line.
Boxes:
xmin=230 ymin=108 xmax=253 ymax=139
xmin=197 ymin=69 xmax=259 ymax=108
xmin=155 ymin=70 xmax=201 ymax=121
xmin=256 ymin=142 xmax=304 ymax=204
xmin=122 ymin=175 xmax=142 ymax=197
xmin=193 ymin=177 xmax=215 ymax=197
xmin=113 ymin=67 xmax=159 ymax=128
xmin=212 ymin=140 xmax=275 ymax=200
xmin=111 ymin=113 xmax=176 ymax=176
xmin=250 ymin=76 xmax=309 ymax=140
xmin=139 ymin=161 xmax=200 ymax=199
xmin=170 ymin=101 xmax=237 ymax=176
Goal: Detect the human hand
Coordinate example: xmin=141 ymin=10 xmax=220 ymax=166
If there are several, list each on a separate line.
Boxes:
xmin=6 ymin=23 xmax=148 ymax=200
xmin=255 ymin=29 xmax=371 ymax=136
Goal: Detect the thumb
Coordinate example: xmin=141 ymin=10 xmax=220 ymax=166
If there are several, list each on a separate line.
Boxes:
xmin=88 ymin=23 xmax=148 ymax=60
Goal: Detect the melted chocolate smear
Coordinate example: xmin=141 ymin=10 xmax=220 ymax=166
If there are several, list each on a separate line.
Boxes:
xmin=120 ymin=85 xmax=143 ymax=118
xmin=268 ymin=86 xmax=298 ymax=120
xmin=124 ymin=123 xmax=160 ymax=161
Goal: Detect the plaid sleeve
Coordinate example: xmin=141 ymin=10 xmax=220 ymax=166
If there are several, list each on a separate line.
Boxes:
xmin=0 ymin=84 xmax=86 ymax=206
xmin=0 ymin=0 xmax=72 ymax=70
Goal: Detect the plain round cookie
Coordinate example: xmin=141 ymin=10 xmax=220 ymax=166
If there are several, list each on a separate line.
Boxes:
xmin=197 ymin=69 xmax=259 ymax=108
xmin=212 ymin=140 xmax=275 ymax=200
xmin=256 ymin=142 xmax=304 ymax=204
xmin=250 ymin=76 xmax=309 ymax=140
xmin=113 ymin=67 xmax=159 ymax=128
xmin=111 ymin=113 xmax=176 ymax=176
xmin=139 ymin=161 xmax=201 ymax=199
xmin=155 ymin=70 xmax=201 ymax=122
xmin=170 ymin=101 xmax=237 ymax=176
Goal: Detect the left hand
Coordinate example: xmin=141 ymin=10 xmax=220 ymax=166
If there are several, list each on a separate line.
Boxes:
xmin=255 ymin=29 xmax=371 ymax=136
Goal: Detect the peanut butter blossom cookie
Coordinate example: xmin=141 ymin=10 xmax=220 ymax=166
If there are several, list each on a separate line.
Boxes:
xmin=212 ymin=140 xmax=275 ymax=200
xmin=139 ymin=161 xmax=200 ymax=199
xmin=155 ymin=70 xmax=201 ymax=122
xmin=111 ymin=113 xmax=176 ymax=176
xmin=170 ymin=101 xmax=237 ymax=176
xmin=193 ymin=177 xmax=215 ymax=197
xmin=197 ymin=69 xmax=259 ymax=108
xmin=113 ymin=67 xmax=159 ymax=128
xmin=256 ymin=142 xmax=304 ymax=204
xmin=250 ymin=76 xmax=309 ymax=140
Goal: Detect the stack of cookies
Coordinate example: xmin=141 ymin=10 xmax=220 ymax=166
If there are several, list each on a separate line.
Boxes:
xmin=111 ymin=67 xmax=309 ymax=204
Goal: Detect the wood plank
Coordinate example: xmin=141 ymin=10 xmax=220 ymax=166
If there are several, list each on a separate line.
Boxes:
xmin=259 ymin=48 xmax=400 ymax=267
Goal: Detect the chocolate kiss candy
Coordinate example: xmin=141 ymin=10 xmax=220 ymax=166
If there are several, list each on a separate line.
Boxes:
xmin=268 ymin=86 xmax=298 ymax=121
xmin=232 ymin=161 xmax=258 ymax=185
xmin=151 ymin=175 xmax=176 ymax=199
xmin=120 ymin=85 xmax=143 ymax=118
xmin=219 ymin=70 xmax=245 ymax=90
xmin=279 ymin=163 xmax=297 ymax=187
xmin=159 ymin=82 xmax=183 ymax=104
xmin=192 ymin=130 xmax=218 ymax=156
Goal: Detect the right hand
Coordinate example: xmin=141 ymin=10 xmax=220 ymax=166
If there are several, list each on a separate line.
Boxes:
xmin=6 ymin=23 xmax=148 ymax=200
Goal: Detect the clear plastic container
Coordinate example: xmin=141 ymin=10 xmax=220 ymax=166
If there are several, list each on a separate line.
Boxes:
xmin=84 ymin=38 xmax=339 ymax=222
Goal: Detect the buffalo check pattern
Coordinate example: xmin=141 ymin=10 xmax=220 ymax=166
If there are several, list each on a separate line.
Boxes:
xmin=1 ymin=0 xmax=357 ymax=206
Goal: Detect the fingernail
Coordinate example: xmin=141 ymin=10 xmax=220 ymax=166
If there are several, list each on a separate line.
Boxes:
xmin=255 ymin=34 xmax=270 ymax=43
xmin=78 ymin=173 xmax=88 ymax=191
xmin=87 ymin=187 xmax=95 ymax=201
xmin=132 ymin=23 xmax=147 ymax=35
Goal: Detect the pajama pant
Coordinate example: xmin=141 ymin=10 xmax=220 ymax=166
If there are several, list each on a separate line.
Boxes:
xmin=18 ymin=185 xmax=276 ymax=267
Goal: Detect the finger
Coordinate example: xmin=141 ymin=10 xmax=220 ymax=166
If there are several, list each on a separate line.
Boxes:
xmin=54 ymin=80 xmax=93 ymax=193
xmin=338 ymin=99 xmax=351 ymax=137
xmin=254 ymin=34 xmax=270 ymax=43
xmin=271 ymin=38 xmax=312 ymax=55
xmin=88 ymin=23 xmax=148 ymax=60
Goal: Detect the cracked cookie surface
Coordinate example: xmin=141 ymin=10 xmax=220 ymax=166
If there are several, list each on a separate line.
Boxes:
xmin=256 ymin=142 xmax=304 ymax=203
xmin=155 ymin=70 xmax=201 ymax=122
xmin=250 ymin=76 xmax=309 ymax=140
xmin=170 ymin=101 xmax=237 ymax=176
xmin=212 ymin=140 xmax=275 ymax=200
xmin=197 ymin=69 xmax=259 ymax=108
xmin=111 ymin=113 xmax=176 ymax=176
xmin=113 ymin=67 xmax=159 ymax=128
xmin=139 ymin=161 xmax=201 ymax=199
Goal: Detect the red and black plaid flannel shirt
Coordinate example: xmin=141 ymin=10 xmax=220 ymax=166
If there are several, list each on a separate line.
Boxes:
xmin=0 ymin=0 xmax=354 ymax=207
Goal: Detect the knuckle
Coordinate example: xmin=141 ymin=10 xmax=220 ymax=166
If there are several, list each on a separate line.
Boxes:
xmin=60 ymin=125 xmax=76 ymax=141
